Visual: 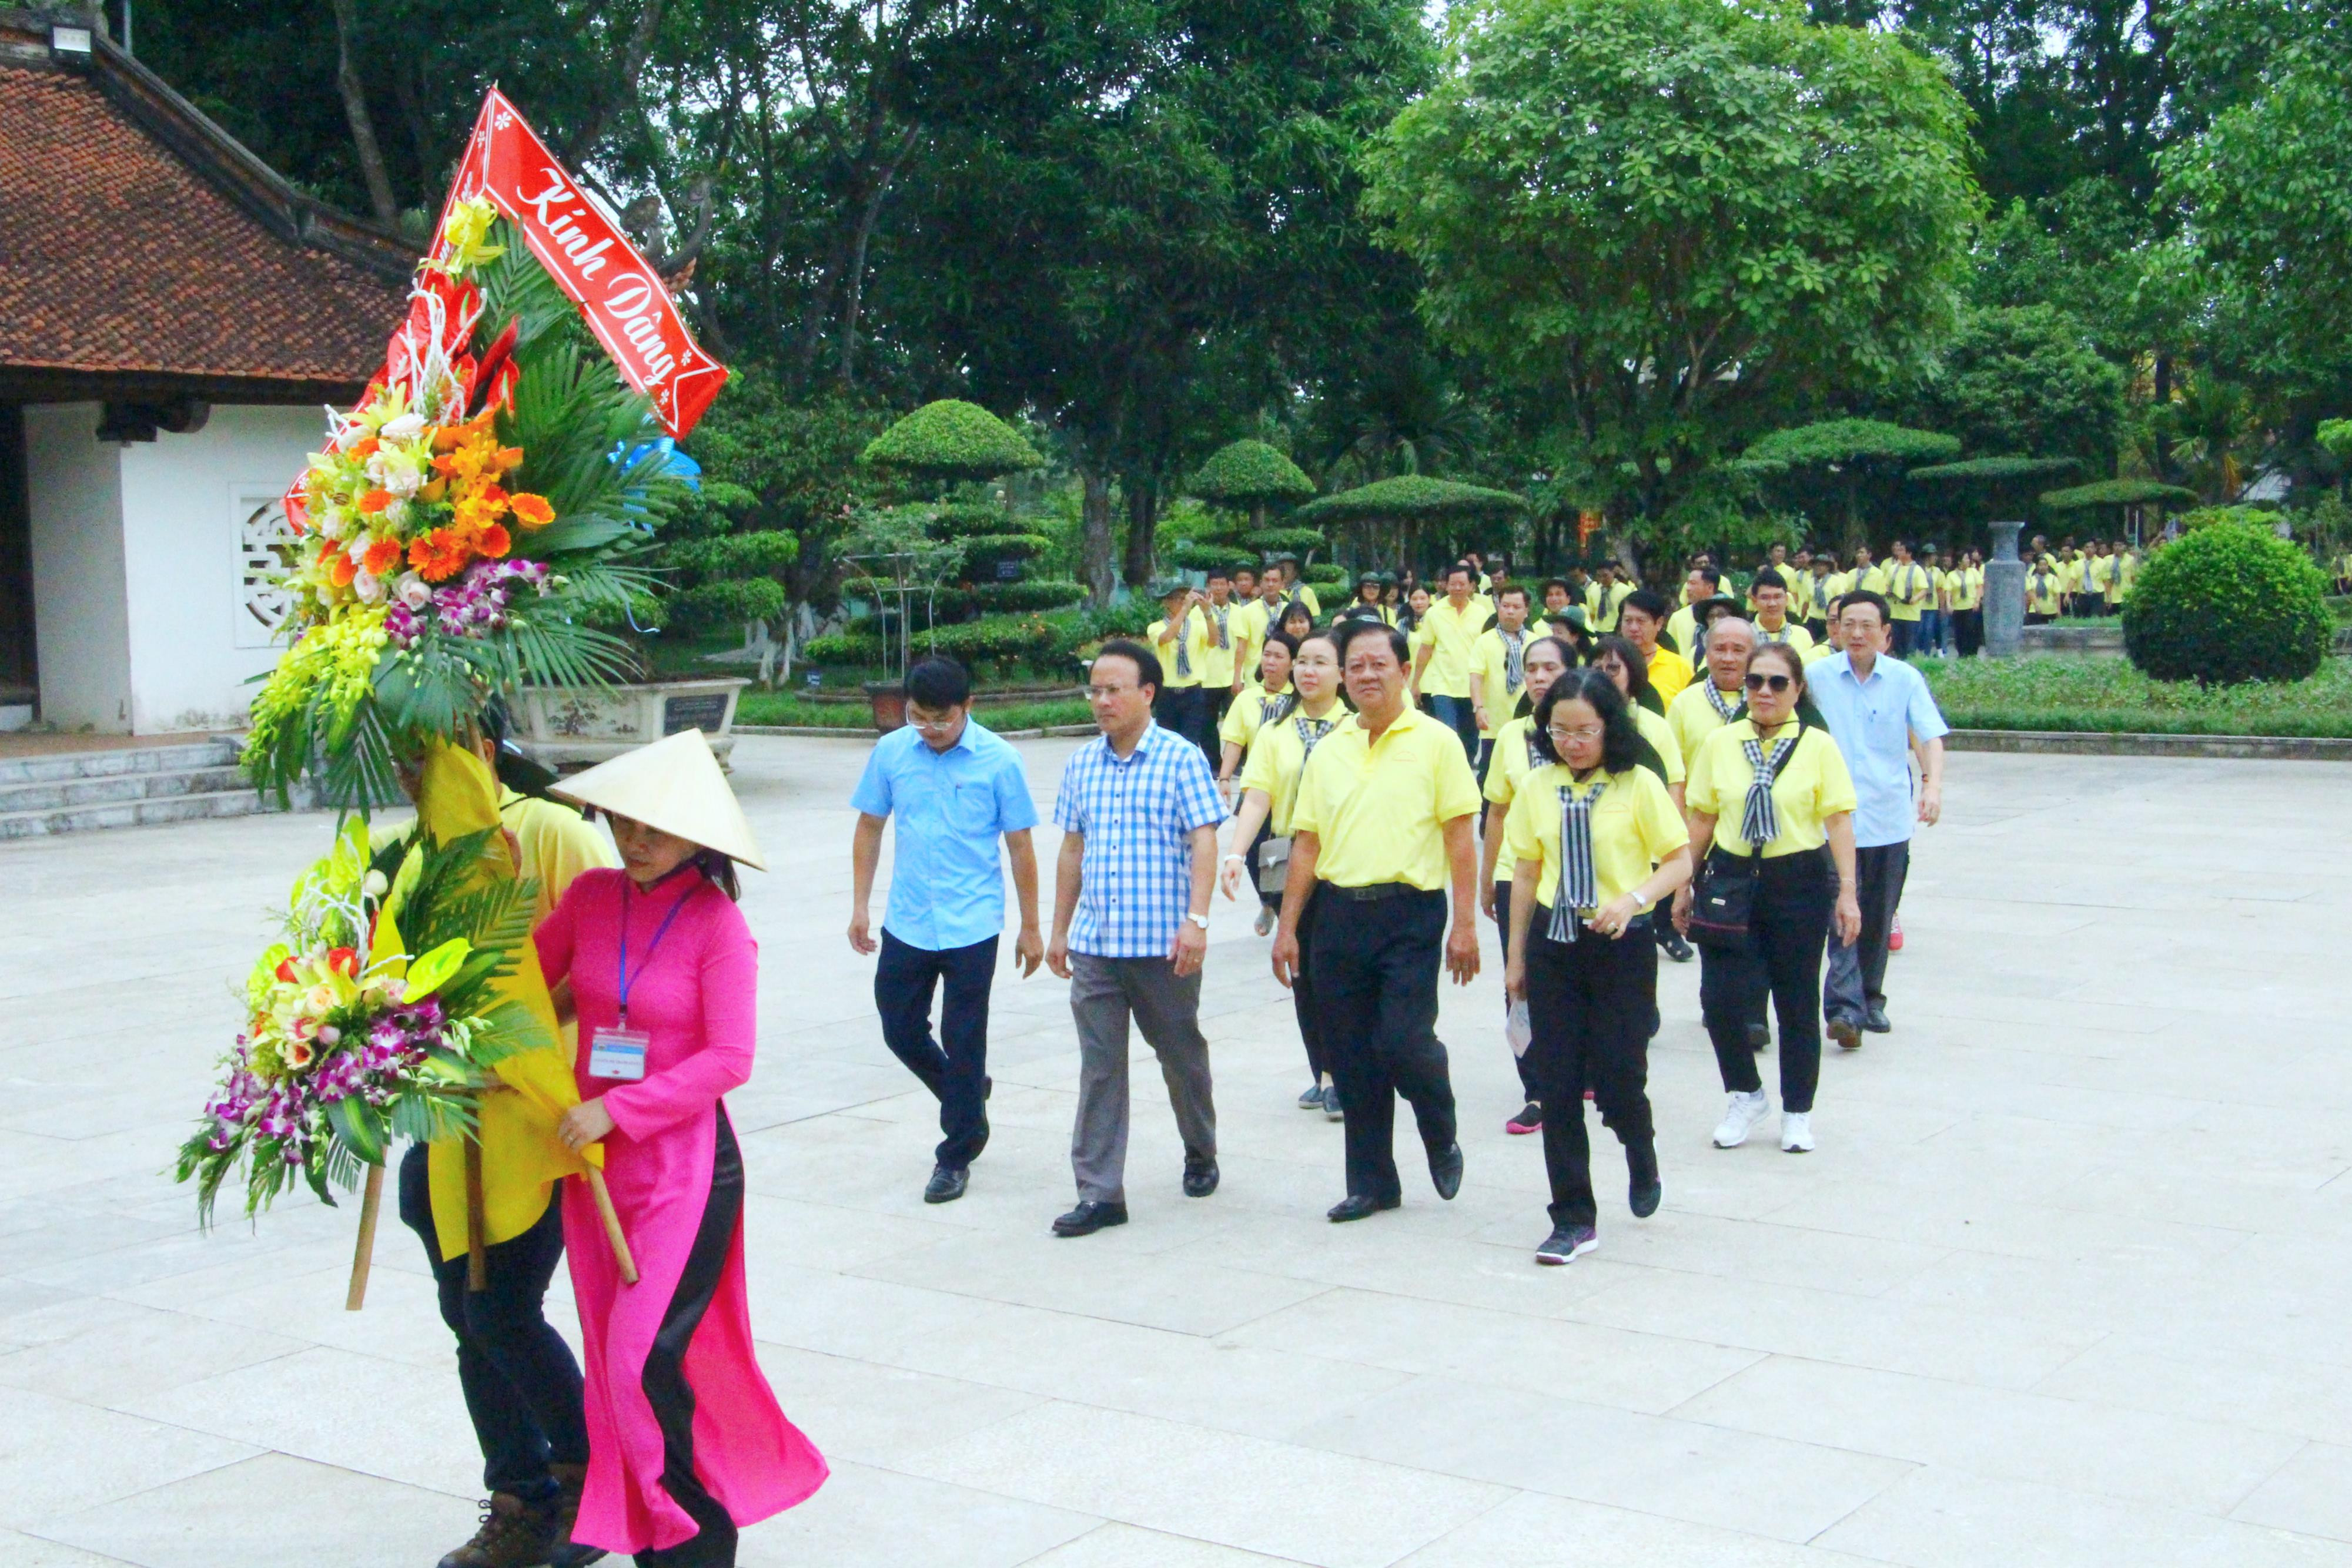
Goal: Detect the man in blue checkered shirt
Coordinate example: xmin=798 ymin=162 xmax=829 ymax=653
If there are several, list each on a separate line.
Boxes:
xmin=1045 ymin=639 xmax=1227 ymax=1237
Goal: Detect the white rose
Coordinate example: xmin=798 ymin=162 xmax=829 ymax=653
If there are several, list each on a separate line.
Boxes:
xmin=353 ymin=569 xmax=384 ymax=603
xmin=379 ymin=412 xmax=426 ymax=444
xmin=396 ymin=572 xmax=433 ymax=611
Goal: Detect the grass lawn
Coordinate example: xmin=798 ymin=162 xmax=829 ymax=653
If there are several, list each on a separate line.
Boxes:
xmin=736 ymin=691 xmax=1093 ymax=731
xmin=1916 ymin=654 xmax=2352 ymax=738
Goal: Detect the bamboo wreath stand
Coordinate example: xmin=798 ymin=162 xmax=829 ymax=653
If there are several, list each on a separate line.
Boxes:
xmin=344 ymin=1127 xmax=638 ymax=1311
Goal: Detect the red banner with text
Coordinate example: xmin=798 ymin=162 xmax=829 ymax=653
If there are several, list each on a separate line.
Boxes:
xmin=439 ymin=90 xmax=726 ymax=438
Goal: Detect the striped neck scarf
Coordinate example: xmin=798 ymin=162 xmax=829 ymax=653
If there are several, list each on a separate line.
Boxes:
xmin=1547 ymin=777 xmax=1607 ymax=942
xmin=1174 ymin=616 xmax=1193 ymax=679
xmin=1208 ymin=602 xmax=1230 ymax=648
xmin=1262 ymin=689 xmax=1297 ymax=725
xmin=1739 ymin=731 xmax=1799 ymax=847
xmin=1704 ymin=680 xmax=1739 ymax=722
xmin=1498 ymin=626 xmax=1528 ymax=695
xmin=1523 ymin=723 xmax=1545 ymax=770
xmin=1294 ymin=713 xmax=1336 ymax=759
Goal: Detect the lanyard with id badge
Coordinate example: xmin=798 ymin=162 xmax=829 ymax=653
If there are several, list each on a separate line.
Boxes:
xmin=588 ymin=882 xmax=699 ymax=1082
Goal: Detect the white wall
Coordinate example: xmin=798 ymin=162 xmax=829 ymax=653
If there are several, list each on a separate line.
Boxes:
xmin=24 ymin=403 xmax=132 ymax=731
xmin=117 ymin=404 xmax=322 ymax=733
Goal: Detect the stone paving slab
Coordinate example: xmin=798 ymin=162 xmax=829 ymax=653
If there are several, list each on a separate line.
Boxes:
xmin=2 ymin=738 xmax=2348 ymax=1565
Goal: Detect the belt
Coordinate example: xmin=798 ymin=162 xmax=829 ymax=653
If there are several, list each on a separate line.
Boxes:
xmin=1538 ymin=908 xmax=1651 ymax=937
xmin=1330 ymin=881 xmax=1428 ymax=903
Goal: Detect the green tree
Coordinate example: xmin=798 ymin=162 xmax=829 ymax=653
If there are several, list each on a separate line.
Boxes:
xmin=1894 ymin=304 xmax=2126 ymax=470
xmin=1363 ymin=0 xmax=1980 ymax=569
xmin=1741 ymin=420 xmax=1960 ymax=551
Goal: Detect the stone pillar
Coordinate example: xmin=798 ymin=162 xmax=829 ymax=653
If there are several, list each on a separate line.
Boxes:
xmin=1985 ymin=520 xmax=2025 ymax=659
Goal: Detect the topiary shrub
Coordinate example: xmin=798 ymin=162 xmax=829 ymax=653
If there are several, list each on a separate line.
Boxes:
xmin=1302 ymin=562 xmax=1349 ymax=587
xmin=2123 ymin=521 xmax=2331 ymax=685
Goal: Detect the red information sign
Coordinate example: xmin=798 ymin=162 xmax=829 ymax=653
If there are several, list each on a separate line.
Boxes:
xmin=439 ymin=91 xmax=727 ymax=438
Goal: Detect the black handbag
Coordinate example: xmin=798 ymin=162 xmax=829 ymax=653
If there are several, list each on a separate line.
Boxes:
xmin=1685 ymin=846 xmax=1762 ymax=949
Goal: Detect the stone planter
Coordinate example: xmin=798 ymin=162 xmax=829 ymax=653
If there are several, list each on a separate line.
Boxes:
xmin=865 ymin=680 xmax=908 ymax=735
xmin=514 ymin=678 xmax=750 ymax=772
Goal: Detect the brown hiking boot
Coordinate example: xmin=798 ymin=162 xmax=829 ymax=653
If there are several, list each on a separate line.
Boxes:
xmin=437 ymin=1492 xmax=556 ymax=1568
xmin=547 ymin=1463 xmax=607 ymax=1567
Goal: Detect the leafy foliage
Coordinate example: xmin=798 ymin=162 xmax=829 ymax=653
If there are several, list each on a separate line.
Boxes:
xmin=1294 ymin=474 xmax=1528 ymax=523
xmin=1892 ymin=304 xmax=2125 ymax=470
xmin=1364 ymin=0 xmax=1980 ymax=543
xmin=2038 ymin=480 xmax=2200 ymax=512
xmin=1918 ymin=652 xmax=2352 ymax=738
xmin=2122 ymin=521 xmax=2332 ymax=684
xmin=1187 ymin=440 xmax=1317 ymax=506
xmin=862 ymin=400 xmax=1046 ymax=484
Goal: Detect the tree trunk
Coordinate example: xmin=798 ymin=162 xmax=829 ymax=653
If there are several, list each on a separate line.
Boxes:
xmin=1079 ymin=465 xmax=1117 ymax=608
xmin=2152 ymin=351 xmax=2174 ymax=484
xmin=1123 ymin=477 xmax=1159 ymax=589
xmin=327 ymin=0 xmax=399 ymax=226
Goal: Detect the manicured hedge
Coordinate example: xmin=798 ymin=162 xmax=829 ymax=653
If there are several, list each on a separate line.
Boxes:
xmin=2122 ymin=520 xmax=2331 ymax=684
xmin=861 ymin=400 xmax=1043 ymax=480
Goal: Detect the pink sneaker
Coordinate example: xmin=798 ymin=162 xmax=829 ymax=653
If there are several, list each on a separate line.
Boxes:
xmin=1504 ymin=1103 xmax=1542 ymax=1135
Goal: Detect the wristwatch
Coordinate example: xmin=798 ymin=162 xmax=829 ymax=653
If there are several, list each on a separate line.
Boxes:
xmin=1185 ymin=912 xmax=1212 ymax=930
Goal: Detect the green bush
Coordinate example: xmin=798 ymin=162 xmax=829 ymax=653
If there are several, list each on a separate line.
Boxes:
xmin=1244 ymin=525 xmax=1330 ymax=558
xmin=970 ymin=579 xmax=1089 ymax=613
xmin=1302 ymin=562 xmax=1349 ymax=587
xmin=665 ymin=578 xmax=788 ymax=629
xmin=2122 ymin=521 xmax=2331 ymax=684
xmin=804 ymin=629 xmax=886 ymax=665
xmin=861 ymin=400 xmax=1044 ymax=481
xmin=1170 ymin=541 xmax=1258 ymax=572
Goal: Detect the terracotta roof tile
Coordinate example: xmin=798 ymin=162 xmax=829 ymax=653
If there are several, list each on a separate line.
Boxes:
xmin=0 ymin=62 xmax=404 ymax=387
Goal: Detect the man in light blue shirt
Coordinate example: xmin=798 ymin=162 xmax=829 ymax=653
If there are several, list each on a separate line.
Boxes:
xmin=1808 ymin=590 xmax=1948 ymax=1041
xmin=849 ymin=657 xmax=1042 ymax=1205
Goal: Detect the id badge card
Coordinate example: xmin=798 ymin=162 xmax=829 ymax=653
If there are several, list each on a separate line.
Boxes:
xmin=587 ymin=1024 xmax=650 ymax=1081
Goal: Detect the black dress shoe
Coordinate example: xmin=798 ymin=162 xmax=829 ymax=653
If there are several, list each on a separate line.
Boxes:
xmin=1051 ymin=1200 xmax=1128 ymax=1237
xmin=1326 ymin=1193 xmax=1400 ymax=1222
xmin=1747 ymin=1020 xmax=1772 ymax=1053
xmin=1428 ymin=1142 xmax=1464 ymax=1201
xmin=1182 ymin=1158 xmax=1219 ymax=1198
xmin=922 ymin=1164 xmax=968 ymax=1204
xmin=1827 ymin=1015 xmax=1862 ymax=1049
xmin=1628 ymin=1140 xmax=1661 ymax=1218
xmin=1660 ymin=930 xmax=1695 ymax=963
xmin=1630 ymin=1179 xmax=1662 ymax=1218
xmin=1863 ymin=1003 xmax=1892 ymax=1034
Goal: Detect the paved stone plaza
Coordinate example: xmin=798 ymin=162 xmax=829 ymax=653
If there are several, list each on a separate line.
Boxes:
xmin=4 ymin=735 xmax=2351 ymax=1567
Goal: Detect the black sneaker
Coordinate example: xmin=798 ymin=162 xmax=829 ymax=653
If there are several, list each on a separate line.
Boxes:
xmin=1182 ymin=1157 xmax=1219 ymax=1198
xmin=1535 ymin=1224 xmax=1600 ymax=1265
xmin=1659 ymin=930 xmax=1695 ymax=963
xmin=1297 ymin=1083 xmax=1327 ymax=1109
xmin=546 ymin=1466 xmax=605 ymax=1568
xmin=1747 ymin=1020 xmax=1772 ymax=1053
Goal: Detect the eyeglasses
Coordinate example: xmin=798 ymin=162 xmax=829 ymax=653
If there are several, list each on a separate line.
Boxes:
xmin=906 ymin=713 xmax=961 ymax=733
xmin=1547 ymin=725 xmax=1605 ymax=743
xmin=1085 ymin=685 xmax=1136 ymax=702
xmin=1744 ymin=672 xmax=1794 ymax=693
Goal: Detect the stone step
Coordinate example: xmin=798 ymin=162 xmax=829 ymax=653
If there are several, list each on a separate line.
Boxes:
xmin=0 ymin=763 xmax=252 ymax=815
xmin=0 ymin=787 xmax=283 ymax=841
xmin=0 ymin=739 xmax=240 ymax=787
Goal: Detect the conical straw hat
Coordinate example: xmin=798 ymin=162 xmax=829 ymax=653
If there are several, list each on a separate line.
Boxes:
xmin=553 ymin=729 xmax=765 ymax=870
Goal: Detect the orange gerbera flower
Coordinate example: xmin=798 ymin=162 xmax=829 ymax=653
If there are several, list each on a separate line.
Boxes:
xmin=508 ymin=493 xmax=556 ymax=529
xmin=476 ymin=523 xmax=513 ymax=559
xmin=360 ymin=536 xmax=404 ymax=577
xmin=358 ymin=488 xmax=393 ymax=515
xmin=327 ymin=551 xmax=360 ymax=588
xmin=348 ymin=436 xmax=380 ymax=460
xmin=493 ymin=445 xmax=524 ymax=473
xmin=409 ymin=528 xmax=469 ymax=582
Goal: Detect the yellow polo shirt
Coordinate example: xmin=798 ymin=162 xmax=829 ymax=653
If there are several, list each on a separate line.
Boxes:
xmin=1806 ymin=572 xmax=1840 ymax=617
xmin=1148 ymin=611 xmax=1212 ymax=689
xmin=1882 ymin=560 xmax=1932 ymax=622
xmin=1195 ymin=597 xmax=1242 ymax=688
xmin=1483 ymin=715 xmax=1541 ymax=809
xmin=1416 ymin=597 xmax=1491 ymax=699
xmin=1665 ymin=604 xmax=1699 ymax=660
xmin=1232 ymin=599 xmax=1280 ymax=681
xmin=1293 ymin=584 xmax=1322 ymax=618
xmin=1645 ymin=645 xmax=1694 ymax=703
xmin=1856 ymin=562 xmax=1889 ymax=597
xmin=1587 ymin=580 xmax=1633 ymax=632
xmin=2113 ymin=554 xmax=2139 ymax=601
xmin=1290 ymin=708 xmax=1481 ymax=890
xmin=1468 ymin=624 xmax=1535 ymax=736
xmin=1239 ymin=703 xmax=1344 ymax=836
xmin=1633 ymin=704 xmax=1686 ymax=786
xmin=1502 ymin=763 xmax=1689 ymax=916
xmin=1219 ymin=681 xmax=1294 ymax=751
xmin=1751 ymin=618 xmax=1817 ymax=661
xmin=1685 ymin=720 xmax=1857 ymax=858
xmin=1666 ymin=679 xmax=1743 ymax=775
xmin=1945 ymin=566 xmax=1982 ymax=611
xmin=2026 ymin=568 xmax=2062 ymax=616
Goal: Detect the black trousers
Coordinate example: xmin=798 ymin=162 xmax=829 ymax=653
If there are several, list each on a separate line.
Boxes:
xmin=1312 ymin=887 xmax=1459 ymax=1204
xmin=1291 ymin=883 xmax=1330 ymax=1082
xmin=1524 ymin=917 xmax=1659 ymax=1228
xmin=875 ymin=930 xmax=996 ymax=1169
xmin=1889 ymin=618 xmax=1918 ymax=658
xmin=1955 ymin=608 xmax=1983 ymax=657
xmin=1202 ymin=688 xmax=1234 ymax=758
xmin=1152 ymin=685 xmax=1210 ymax=757
xmin=1490 ymin=880 xmax=1542 ymax=1104
xmin=1855 ymin=840 xmax=1908 ymax=1006
xmin=637 ymin=1109 xmax=745 ymax=1568
xmin=398 ymin=1143 xmax=588 ymax=1499
xmin=1698 ymin=849 xmax=1834 ymax=1113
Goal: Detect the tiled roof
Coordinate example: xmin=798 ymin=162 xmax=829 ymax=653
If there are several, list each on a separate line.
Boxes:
xmin=0 ymin=60 xmax=406 ymax=389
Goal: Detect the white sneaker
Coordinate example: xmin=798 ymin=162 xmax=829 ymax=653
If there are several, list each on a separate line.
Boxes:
xmin=1254 ymin=906 xmax=1275 ymax=937
xmin=1712 ymin=1090 xmax=1769 ymax=1148
xmin=1780 ymin=1111 xmax=1815 ymax=1153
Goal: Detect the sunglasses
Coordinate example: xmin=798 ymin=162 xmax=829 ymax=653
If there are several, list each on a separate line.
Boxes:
xmin=1744 ymin=672 xmax=1794 ymax=693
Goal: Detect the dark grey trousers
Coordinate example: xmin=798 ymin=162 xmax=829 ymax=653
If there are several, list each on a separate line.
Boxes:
xmin=1068 ymin=953 xmax=1216 ymax=1204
